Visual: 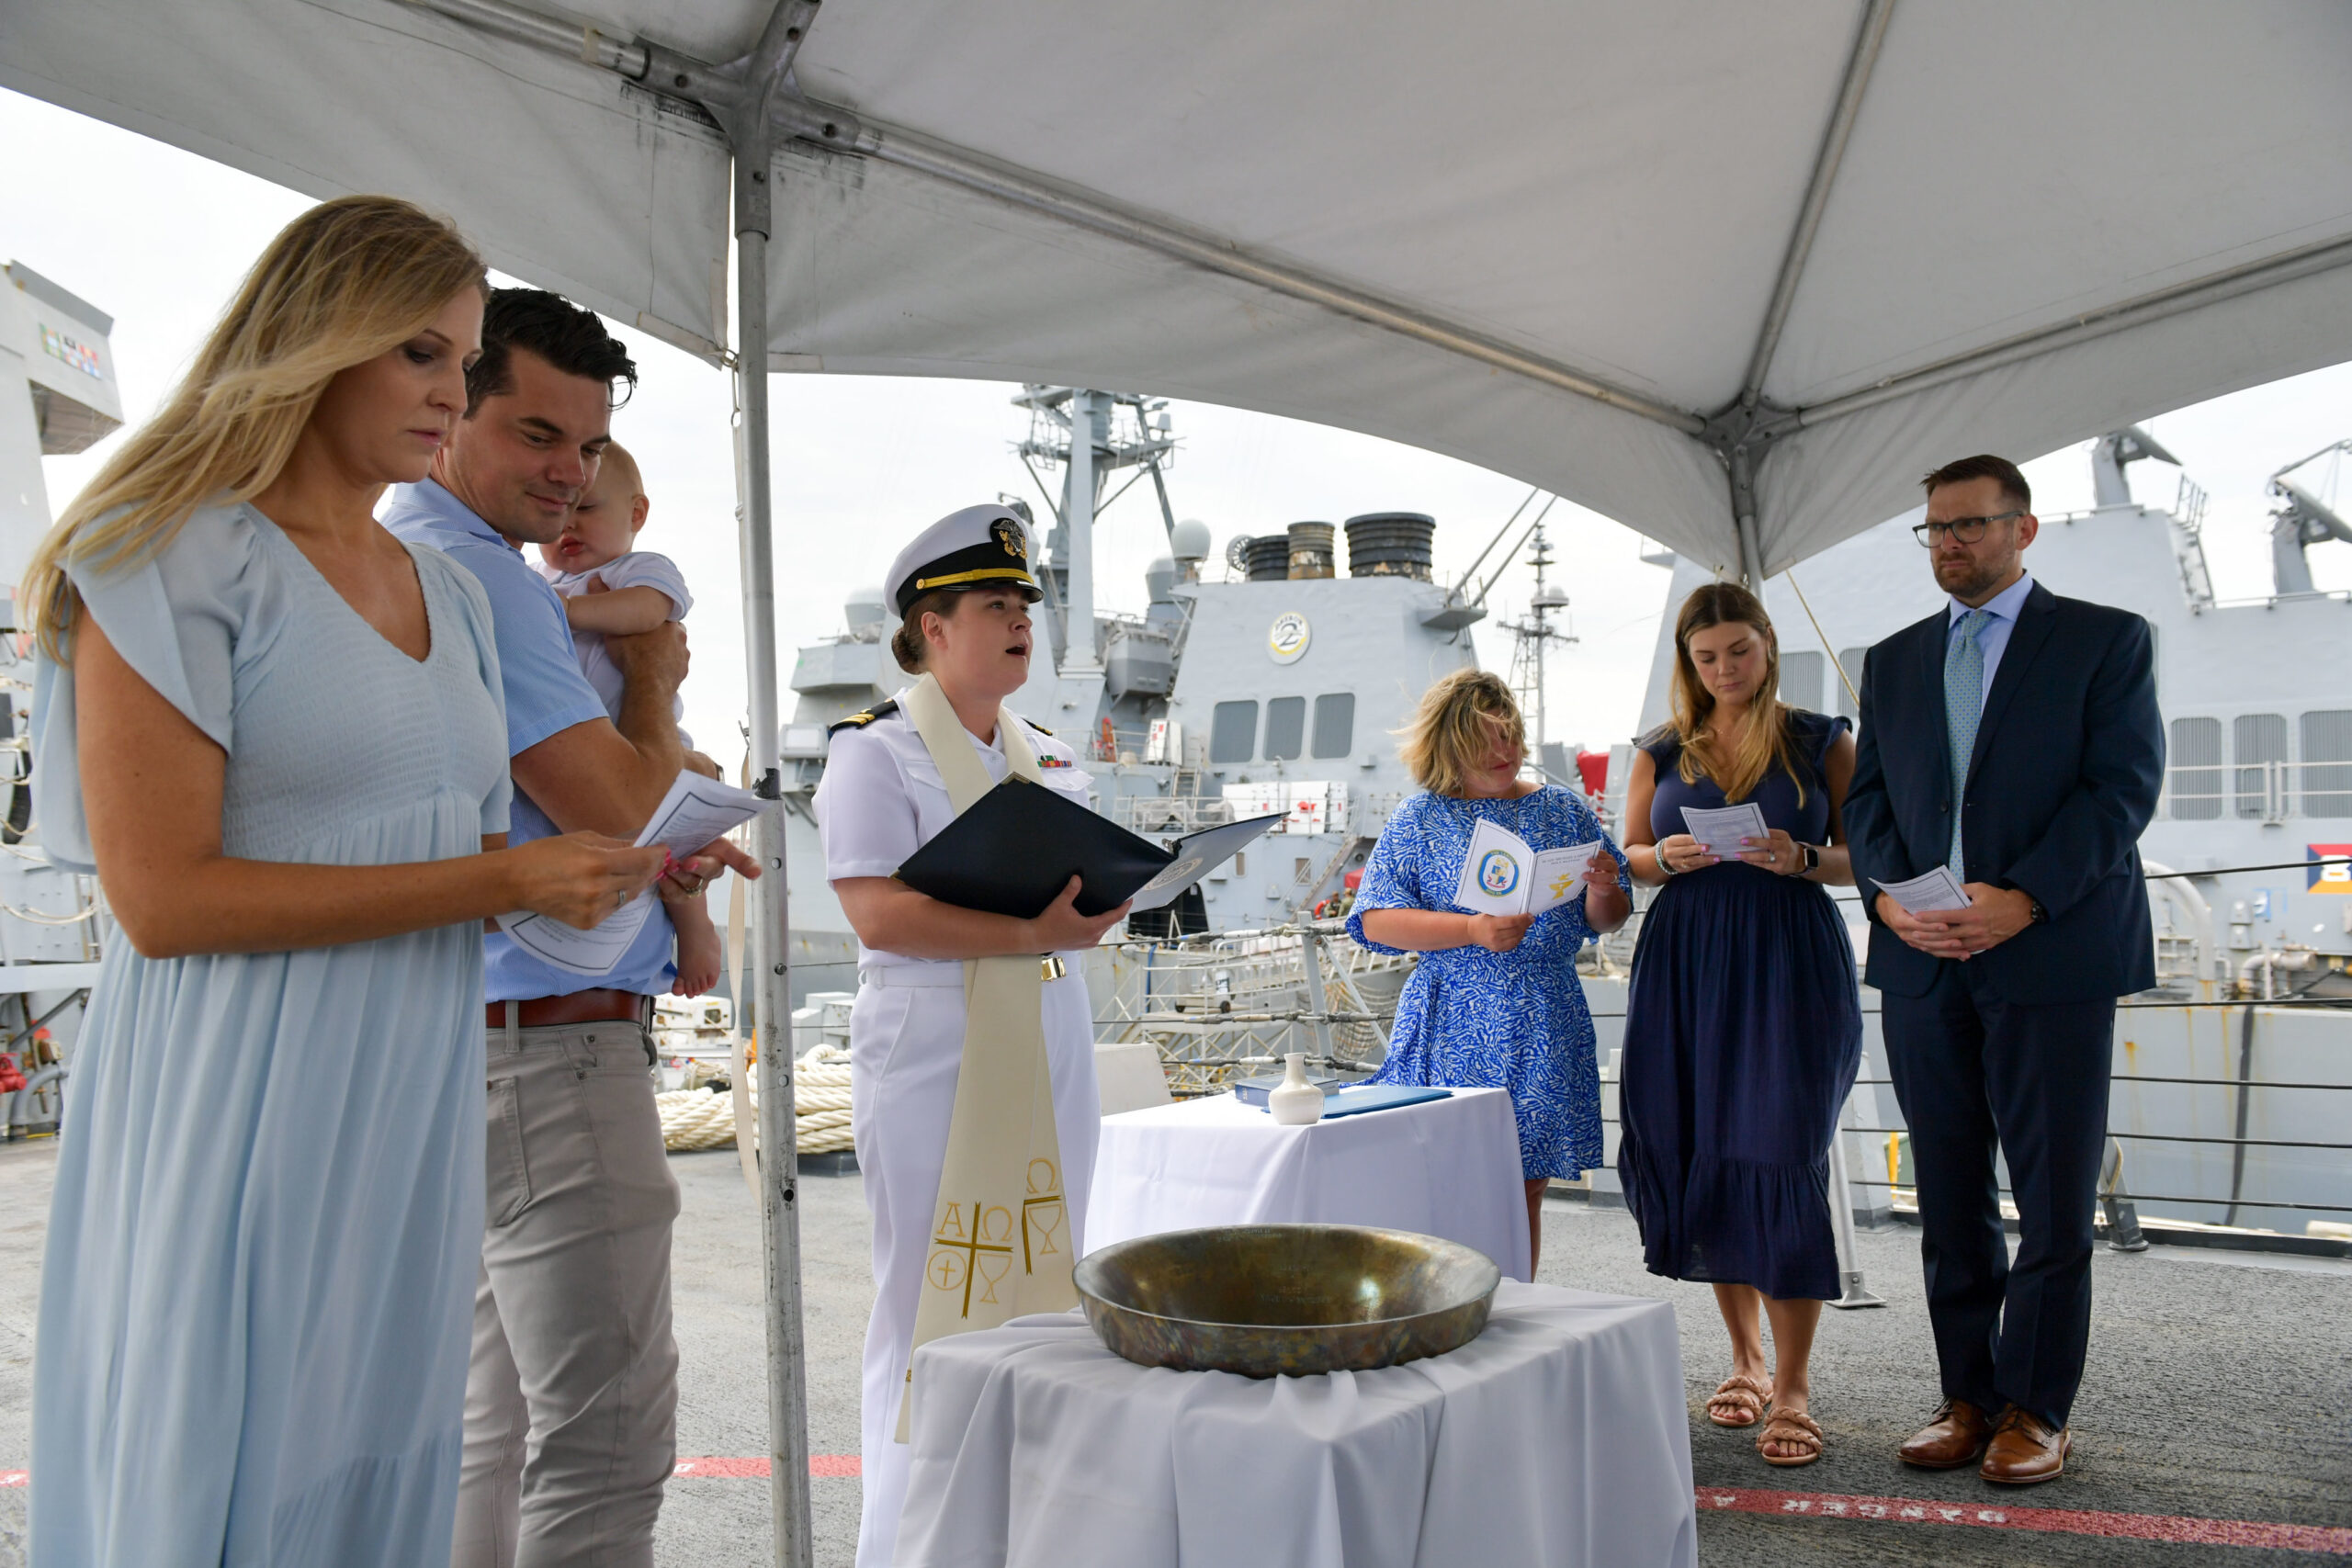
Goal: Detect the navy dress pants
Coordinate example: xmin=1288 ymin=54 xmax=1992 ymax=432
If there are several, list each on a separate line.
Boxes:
xmin=1881 ymin=963 xmax=2114 ymax=1428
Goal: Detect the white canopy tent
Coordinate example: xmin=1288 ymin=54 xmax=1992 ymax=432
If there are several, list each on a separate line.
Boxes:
xmin=11 ymin=1 xmax=2352 ymax=575
xmin=7 ymin=2 xmax=2352 ymax=1559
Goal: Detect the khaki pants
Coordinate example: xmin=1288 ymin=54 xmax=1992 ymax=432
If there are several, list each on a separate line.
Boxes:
xmin=451 ymin=1011 xmax=681 ymax=1568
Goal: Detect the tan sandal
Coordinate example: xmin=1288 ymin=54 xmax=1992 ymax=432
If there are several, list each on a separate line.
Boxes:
xmin=1757 ymin=1406 xmax=1824 ymax=1467
xmin=1706 ymin=1374 xmax=1772 ymax=1428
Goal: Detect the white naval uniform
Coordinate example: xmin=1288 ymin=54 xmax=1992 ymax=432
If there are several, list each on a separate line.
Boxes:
xmin=814 ymin=694 xmax=1102 ymax=1568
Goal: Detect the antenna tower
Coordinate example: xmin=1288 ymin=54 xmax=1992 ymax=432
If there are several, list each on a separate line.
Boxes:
xmin=1500 ymin=521 xmax=1577 ymax=754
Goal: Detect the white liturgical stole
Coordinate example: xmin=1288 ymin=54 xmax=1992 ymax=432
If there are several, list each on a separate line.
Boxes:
xmin=895 ymin=671 xmax=1074 ymax=1440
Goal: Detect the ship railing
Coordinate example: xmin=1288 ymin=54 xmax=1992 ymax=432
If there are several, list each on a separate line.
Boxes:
xmin=1578 ymin=1013 xmax=2352 ymax=1248
xmin=1109 ymin=791 xmax=1408 ymax=841
xmin=1589 ymin=853 xmax=2351 ymax=986
xmin=2160 ymin=755 xmax=2352 ymax=823
xmin=1096 ymin=920 xmax=1406 ymax=1096
xmin=1111 ymin=795 xmax=1237 ymax=836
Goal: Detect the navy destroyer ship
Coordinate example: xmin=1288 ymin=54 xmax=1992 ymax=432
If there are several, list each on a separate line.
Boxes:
xmin=776 ymin=392 xmax=2351 ymax=1256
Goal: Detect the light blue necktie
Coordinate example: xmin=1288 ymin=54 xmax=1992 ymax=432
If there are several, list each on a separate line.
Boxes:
xmin=1944 ymin=607 xmax=1992 ymax=875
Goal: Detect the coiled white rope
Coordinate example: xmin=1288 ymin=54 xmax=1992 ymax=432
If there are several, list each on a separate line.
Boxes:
xmin=658 ymin=1043 xmax=855 ymax=1156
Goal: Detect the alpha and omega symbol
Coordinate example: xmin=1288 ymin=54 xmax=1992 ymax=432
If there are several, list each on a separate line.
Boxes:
xmin=1023 ymin=1157 xmax=1068 ymax=1271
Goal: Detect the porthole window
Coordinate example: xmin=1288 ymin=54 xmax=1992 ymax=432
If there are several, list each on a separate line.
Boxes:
xmin=1836 ymin=649 xmax=1868 ymax=724
xmin=2302 ymin=709 xmax=2352 ymax=817
xmin=1780 ymin=650 xmax=1824 ymax=713
xmin=2167 ymin=716 xmax=2222 ymax=820
xmin=1312 ymin=694 xmax=1355 ymax=759
xmin=2234 ymin=713 xmax=2286 ymax=818
xmin=1209 ymin=700 xmax=1258 ymax=763
xmin=1264 ymin=696 xmax=1306 ymax=761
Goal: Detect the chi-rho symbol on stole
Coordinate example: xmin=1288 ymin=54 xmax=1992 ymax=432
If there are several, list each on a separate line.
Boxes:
xmin=926 ymin=1156 xmax=1068 ymax=1318
xmin=893 ymin=671 xmax=1079 ymax=1442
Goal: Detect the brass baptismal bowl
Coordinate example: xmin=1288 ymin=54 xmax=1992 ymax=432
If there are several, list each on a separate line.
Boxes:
xmin=1073 ymin=1224 xmax=1501 ymax=1379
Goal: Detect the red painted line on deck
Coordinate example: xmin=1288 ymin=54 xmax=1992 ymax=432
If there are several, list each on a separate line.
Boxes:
xmin=11 ymin=1461 xmax=2346 ymax=1552
xmin=1699 ymin=1485 xmax=2352 ymax=1553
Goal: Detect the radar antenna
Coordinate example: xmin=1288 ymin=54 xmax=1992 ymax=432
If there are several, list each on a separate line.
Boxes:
xmin=2267 ymin=439 xmax=2352 ymax=597
xmin=1010 ymin=386 xmax=1180 ymax=671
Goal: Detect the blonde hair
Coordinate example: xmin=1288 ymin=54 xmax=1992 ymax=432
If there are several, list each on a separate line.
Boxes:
xmin=20 ymin=196 xmax=485 ymax=657
xmin=1663 ymin=581 xmax=1807 ymax=807
xmin=1398 ymin=668 xmax=1525 ymax=796
xmin=593 ymin=439 xmax=645 ymax=500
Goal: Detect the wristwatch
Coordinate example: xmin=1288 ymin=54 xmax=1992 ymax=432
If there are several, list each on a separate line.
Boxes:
xmin=1799 ymin=842 xmax=1821 ymax=874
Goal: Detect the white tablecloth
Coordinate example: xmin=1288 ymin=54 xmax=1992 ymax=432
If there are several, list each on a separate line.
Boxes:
xmin=895 ymin=1281 xmax=1696 ymax=1568
xmin=1086 ymin=1087 xmax=1532 ymax=1280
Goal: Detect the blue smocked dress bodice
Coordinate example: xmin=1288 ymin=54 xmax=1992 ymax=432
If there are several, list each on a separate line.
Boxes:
xmin=1348 ymin=786 xmax=1627 ymax=1179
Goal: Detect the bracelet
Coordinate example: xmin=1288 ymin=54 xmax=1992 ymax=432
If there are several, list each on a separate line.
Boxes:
xmin=1656 ymin=847 xmax=1679 ymax=878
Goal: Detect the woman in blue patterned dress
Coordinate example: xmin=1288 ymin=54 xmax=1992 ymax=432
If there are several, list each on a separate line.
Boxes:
xmin=1348 ymin=670 xmax=1630 ymax=1271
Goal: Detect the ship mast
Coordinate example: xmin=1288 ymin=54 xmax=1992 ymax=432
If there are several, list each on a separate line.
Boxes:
xmin=1012 ymin=385 xmax=1178 ymax=673
xmin=1499 ymin=519 xmax=1576 ymax=762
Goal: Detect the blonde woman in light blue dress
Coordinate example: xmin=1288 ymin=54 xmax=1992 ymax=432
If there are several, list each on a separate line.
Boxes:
xmin=23 ymin=198 xmax=669 ymax=1568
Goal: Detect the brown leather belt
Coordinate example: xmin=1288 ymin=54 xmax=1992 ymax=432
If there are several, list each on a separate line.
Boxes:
xmin=487 ymin=987 xmax=654 ymax=1032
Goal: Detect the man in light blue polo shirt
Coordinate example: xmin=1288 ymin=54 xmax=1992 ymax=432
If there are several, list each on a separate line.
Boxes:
xmin=384 ymin=288 xmax=743 ymax=1567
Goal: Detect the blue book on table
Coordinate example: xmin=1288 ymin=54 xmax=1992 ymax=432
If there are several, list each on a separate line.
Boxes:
xmin=1254 ymin=1084 xmax=1453 ymax=1120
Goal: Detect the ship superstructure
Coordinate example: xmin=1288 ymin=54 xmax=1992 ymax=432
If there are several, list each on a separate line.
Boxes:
xmin=1590 ymin=428 xmax=2352 ymax=1242
xmin=1621 ymin=426 xmax=2352 ymax=986
xmin=777 ymin=388 xmax=1498 ymax=990
xmin=0 ymin=263 xmax=122 ymax=1138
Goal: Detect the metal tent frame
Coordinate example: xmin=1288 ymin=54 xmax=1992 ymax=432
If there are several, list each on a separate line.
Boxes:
xmin=7 ymin=3 xmax=2352 ymax=1562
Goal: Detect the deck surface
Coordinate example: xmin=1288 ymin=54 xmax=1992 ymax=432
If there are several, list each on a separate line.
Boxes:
xmin=3 ymin=1136 xmax=2346 ymax=1565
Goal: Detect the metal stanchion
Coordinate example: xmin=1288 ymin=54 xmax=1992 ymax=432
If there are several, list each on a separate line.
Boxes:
xmin=2099 ymin=1135 xmax=2150 ymax=1253
xmin=1824 ymin=1106 xmax=1884 ymax=1309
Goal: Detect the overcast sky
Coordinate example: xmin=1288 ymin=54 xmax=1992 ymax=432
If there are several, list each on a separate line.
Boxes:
xmin=6 ymin=86 xmax=2348 ymax=776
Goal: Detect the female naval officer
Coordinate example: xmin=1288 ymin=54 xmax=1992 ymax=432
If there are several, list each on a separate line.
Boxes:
xmin=814 ymin=505 xmax=1127 ymax=1568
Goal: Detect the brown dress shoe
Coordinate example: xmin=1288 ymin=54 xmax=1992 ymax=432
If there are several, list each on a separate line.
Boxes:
xmin=1897 ymin=1398 xmax=1996 ymax=1469
xmin=1979 ymin=1406 xmax=2070 ymax=1485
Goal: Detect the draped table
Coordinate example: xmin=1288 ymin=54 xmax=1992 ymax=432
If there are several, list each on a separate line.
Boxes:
xmin=894 ymin=1281 xmax=1697 ymax=1568
xmin=1084 ymin=1086 xmax=1531 ymax=1280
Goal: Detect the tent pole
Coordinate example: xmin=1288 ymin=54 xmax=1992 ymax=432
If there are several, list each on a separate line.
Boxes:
xmin=1729 ymin=443 xmax=1767 ymax=587
xmin=722 ymin=6 xmax=823 ymax=1565
xmin=1738 ymin=0 xmax=1894 ymax=402
xmin=739 ymin=218 xmax=817 ymax=1568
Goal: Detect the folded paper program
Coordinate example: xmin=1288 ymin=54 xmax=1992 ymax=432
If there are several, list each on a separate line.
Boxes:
xmin=497 ymin=770 xmax=769 ymax=976
xmin=1450 ymin=817 xmax=1600 ymax=919
xmin=1874 ymin=864 xmax=1973 ymax=914
xmin=1679 ymin=802 xmax=1770 ymax=862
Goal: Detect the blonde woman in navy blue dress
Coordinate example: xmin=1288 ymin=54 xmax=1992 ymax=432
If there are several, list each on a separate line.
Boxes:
xmin=1349 ymin=670 xmax=1630 ymax=1272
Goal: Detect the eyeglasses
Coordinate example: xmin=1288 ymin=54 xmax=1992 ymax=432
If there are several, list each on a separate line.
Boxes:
xmin=1912 ymin=510 xmax=2022 ymax=547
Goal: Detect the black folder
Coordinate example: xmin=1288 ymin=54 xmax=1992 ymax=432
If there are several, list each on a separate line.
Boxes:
xmin=895 ymin=777 xmax=1283 ymax=919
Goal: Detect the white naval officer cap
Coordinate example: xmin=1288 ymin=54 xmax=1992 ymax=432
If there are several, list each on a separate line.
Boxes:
xmin=884 ymin=504 xmax=1043 ymax=617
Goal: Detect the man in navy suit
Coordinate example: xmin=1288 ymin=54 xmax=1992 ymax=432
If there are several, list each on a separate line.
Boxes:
xmin=1844 ymin=455 xmax=2163 ymax=1485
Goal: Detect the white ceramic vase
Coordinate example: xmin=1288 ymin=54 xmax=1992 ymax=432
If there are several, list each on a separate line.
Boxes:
xmin=1266 ymin=1052 xmax=1326 ymax=1125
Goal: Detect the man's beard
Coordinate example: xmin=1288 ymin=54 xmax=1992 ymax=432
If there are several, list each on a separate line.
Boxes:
xmin=1936 ymin=554 xmax=2009 ymax=601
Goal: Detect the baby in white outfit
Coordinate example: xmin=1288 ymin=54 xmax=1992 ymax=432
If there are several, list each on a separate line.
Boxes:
xmin=536 ymin=442 xmax=723 ymax=995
